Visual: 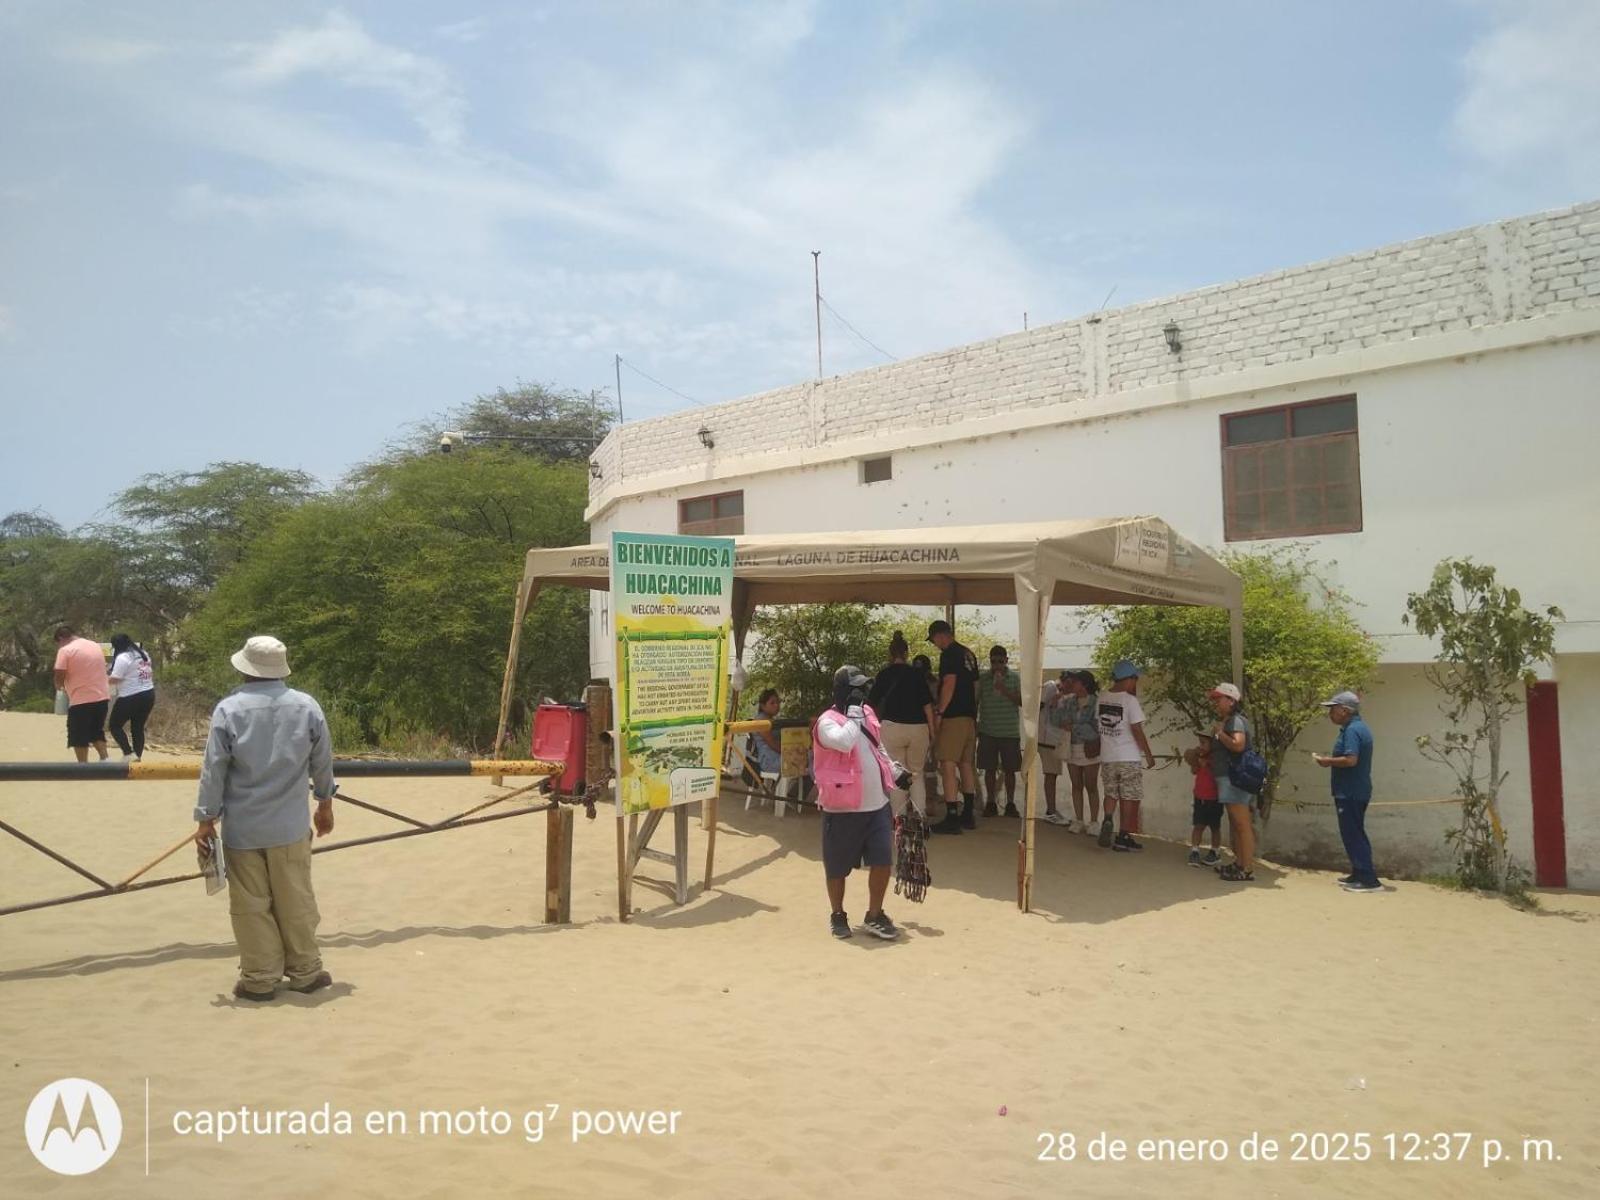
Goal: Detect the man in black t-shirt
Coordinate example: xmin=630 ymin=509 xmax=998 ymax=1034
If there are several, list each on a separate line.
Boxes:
xmin=927 ymin=620 xmax=980 ymax=834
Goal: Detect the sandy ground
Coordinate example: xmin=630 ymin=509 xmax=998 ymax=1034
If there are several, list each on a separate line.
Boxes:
xmin=2 ymin=711 xmax=1597 ymax=1199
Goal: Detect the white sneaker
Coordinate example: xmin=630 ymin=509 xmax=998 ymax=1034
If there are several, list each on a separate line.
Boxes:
xmin=1044 ymin=811 xmax=1070 ymax=826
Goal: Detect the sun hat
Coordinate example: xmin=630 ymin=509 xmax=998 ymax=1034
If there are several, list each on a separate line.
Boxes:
xmin=231 ymin=635 xmax=291 ymax=679
xmin=1209 ymin=682 xmax=1241 ymax=701
xmin=1320 ymin=690 xmax=1361 ymax=711
xmin=1111 ymin=659 xmax=1141 ymax=681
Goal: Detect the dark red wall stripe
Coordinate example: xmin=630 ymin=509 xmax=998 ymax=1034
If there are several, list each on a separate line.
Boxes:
xmin=1526 ymin=682 xmax=1567 ymax=889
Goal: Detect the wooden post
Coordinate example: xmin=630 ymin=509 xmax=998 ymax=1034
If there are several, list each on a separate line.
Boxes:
xmin=704 ymin=785 xmax=719 ymax=892
xmin=584 ymin=680 xmax=612 ymax=801
xmin=491 ymin=577 xmax=536 ymax=787
xmin=544 ymin=805 xmax=574 ymax=923
xmin=673 ymin=806 xmax=690 ymax=905
xmin=615 ymin=813 xmax=629 ymax=922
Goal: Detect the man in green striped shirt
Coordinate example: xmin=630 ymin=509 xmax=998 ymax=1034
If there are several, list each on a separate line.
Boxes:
xmin=977 ymin=645 xmax=1022 ymax=817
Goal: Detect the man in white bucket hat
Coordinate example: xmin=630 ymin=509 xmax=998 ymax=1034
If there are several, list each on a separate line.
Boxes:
xmin=195 ymin=636 xmax=339 ymax=1001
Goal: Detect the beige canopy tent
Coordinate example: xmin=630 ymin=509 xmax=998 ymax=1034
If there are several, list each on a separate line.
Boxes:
xmin=495 ymin=517 xmax=1244 ymax=911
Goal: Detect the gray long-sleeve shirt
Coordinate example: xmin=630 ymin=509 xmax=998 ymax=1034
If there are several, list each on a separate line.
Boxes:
xmin=194 ymin=680 xmax=337 ymax=849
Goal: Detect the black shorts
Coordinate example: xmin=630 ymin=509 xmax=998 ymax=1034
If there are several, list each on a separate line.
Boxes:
xmin=66 ymin=699 xmax=109 ymax=747
xmin=1191 ymin=797 xmax=1224 ymax=831
xmin=977 ymin=733 xmax=1021 ymax=771
xmin=821 ymin=806 xmax=893 ymax=878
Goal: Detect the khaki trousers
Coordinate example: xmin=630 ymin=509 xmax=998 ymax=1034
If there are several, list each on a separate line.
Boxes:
xmin=879 ymin=720 xmax=929 ymax=817
xmin=224 ymin=833 xmax=323 ymax=991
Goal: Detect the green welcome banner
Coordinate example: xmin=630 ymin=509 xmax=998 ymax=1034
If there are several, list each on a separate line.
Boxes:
xmin=610 ymin=532 xmax=735 ymax=816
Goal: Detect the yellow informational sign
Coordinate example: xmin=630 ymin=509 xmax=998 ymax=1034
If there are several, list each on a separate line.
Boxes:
xmin=610 ymin=532 xmax=735 ymax=816
xmin=779 ymin=726 xmax=810 ymax=779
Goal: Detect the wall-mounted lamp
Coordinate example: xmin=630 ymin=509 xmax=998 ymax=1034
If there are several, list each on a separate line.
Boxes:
xmin=1163 ymin=322 xmax=1182 ymax=354
xmin=697 ymin=426 xmax=715 ymax=450
xmin=588 ymin=461 xmax=602 ymax=480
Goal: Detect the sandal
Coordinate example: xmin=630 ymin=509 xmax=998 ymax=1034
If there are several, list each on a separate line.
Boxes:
xmin=1218 ymin=864 xmax=1254 ymax=883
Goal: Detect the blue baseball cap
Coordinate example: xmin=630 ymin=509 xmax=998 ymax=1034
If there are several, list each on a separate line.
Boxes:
xmin=1111 ymin=659 xmax=1142 ymax=681
xmin=1320 ymin=690 xmax=1361 ymax=711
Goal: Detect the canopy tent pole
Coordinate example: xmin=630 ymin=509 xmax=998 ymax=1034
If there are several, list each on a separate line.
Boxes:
xmin=1229 ymin=600 xmax=1245 ymax=690
xmin=710 ymin=581 xmax=759 ymax=835
xmin=491 ymin=578 xmax=540 ymax=786
xmin=1013 ymin=571 xmax=1054 ymax=913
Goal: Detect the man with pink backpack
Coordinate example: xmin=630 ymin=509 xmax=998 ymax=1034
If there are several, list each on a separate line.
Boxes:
xmin=812 ymin=665 xmax=904 ymax=941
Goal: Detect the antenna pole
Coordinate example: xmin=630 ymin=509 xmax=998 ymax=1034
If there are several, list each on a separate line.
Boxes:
xmin=614 ymin=354 xmax=624 ymax=424
xmin=812 ymin=250 xmax=822 ymax=380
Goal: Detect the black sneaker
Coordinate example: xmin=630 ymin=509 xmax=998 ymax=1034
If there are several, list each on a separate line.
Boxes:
xmin=1112 ymin=839 xmax=1132 ymax=853
xmin=1336 ymin=873 xmax=1358 ymax=885
xmin=1097 ymin=816 xmax=1115 ymax=847
xmin=1187 ymin=848 xmax=1202 ymax=867
xmin=830 ymin=911 xmax=852 ymax=939
xmin=1115 ymin=833 xmax=1144 ymax=851
xmin=982 ymin=801 xmax=999 ymax=818
xmin=931 ymin=814 xmax=963 ymax=835
xmin=960 ymin=806 xmax=977 ymax=830
xmin=862 ymin=911 xmax=900 ymax=940
xmin=1340 ymin=879 xmax=1382 ymax=894
xmin=1003 ymin=803 xmax=1021 ymax=818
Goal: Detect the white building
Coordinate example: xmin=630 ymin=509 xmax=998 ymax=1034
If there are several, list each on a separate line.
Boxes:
xmin=584 ymin=200 xmax=1600 ymax=888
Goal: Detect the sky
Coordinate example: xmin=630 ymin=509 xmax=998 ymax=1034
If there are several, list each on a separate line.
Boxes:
xmin=2 ymin=0 xmax=1598 ymax=528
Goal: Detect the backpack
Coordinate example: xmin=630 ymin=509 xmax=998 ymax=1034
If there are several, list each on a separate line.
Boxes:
xmin=1228 ymin=747 xmax=1269 ymax=795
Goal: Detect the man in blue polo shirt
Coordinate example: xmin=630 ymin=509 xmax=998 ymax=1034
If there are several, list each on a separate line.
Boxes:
xmin=1313 ymin=690 xmax=1379 ymax=893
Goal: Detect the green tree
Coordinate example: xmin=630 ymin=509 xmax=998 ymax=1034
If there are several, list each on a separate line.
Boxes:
xmin=743 ymin=605 xmax=1009 ymax=721
xmin=114 ymin=461 xmax=319 ymax=594
xmin=388 ymin=381 xmax=613 ymax=465
xmin=1403 ymin=558 xmax=1562 ymax=895
xmin=744 ymin=604 xmax=908 ymax=720
xmin=179 ymin=450 xmax=589 ymax=748
xmin=1092 ymin=546 xmax=1379 ymax=818
xmin=0 ymin=517 xmax=155 ymax=704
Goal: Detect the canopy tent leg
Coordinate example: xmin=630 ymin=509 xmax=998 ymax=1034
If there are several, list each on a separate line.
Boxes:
xmin=1013 ymin=572 xmax=1054 ymax=914
xmin=1229 ymin=602 xmax=1245 ymax=690
xmin=709 ymin=581 xmax=758 ymax=836
xmin=491 ymin=578 xmax=541 ymax=786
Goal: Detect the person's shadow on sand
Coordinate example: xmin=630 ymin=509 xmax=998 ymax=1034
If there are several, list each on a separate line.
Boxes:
xmin=210 ymin=979 xmax=355 ymax=1009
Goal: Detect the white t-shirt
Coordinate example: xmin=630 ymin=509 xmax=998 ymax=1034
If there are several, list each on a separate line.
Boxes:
xmin=1037 ymin=681 xmax=1061 ymax=747
xmin=1094 ymin=690 xmax=1146 ymax=763
xmin=109 ymin=649 xmax=155 ymax=697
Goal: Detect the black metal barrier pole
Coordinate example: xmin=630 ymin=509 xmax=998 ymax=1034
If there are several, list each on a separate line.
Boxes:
xmin=0 ymin=801 xmax=555 ymax=919
xmin=0 ymin=758 xmax=562 ymax=783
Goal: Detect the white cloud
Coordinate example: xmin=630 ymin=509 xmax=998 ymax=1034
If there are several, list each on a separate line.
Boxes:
xmin=56 ymin=37 xmax=164 ymax=65
xmin=530 ymin=51 xmax=1045 ymax=375
xmin=1455 ymin=0 xmax=1600 ymax=195
xmin=137 ymin=8 xmax=1051 ymax=388
xmin=229 ymin=10 xmax=466 ymax=146
xmin=434 ymin=18 xmax=486 ymax=45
